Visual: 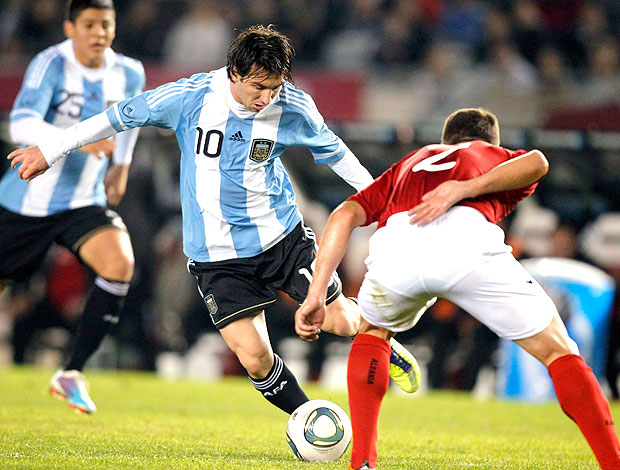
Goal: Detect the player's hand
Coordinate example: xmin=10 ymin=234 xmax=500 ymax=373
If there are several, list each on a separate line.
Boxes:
xmin=104 ymin=164 xmax=129 ymax=206
xmin=7 ymin=145 xmax=50 ymax=182
xmin=408 ymin=180 xmax=468 ymax=226
xmin=80 ymin=139 xmax=115 ymax=159
xmin=295 ymin=297 xmax=326 ymax=342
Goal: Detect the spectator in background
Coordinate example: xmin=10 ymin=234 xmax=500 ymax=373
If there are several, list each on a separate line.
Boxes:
xmin=485 ymin=41 xmax=538 ymax=90
xmin=115 ymin=0 xmax=165 ymax=62
xmin=16 ymin=0 xmax=64 ymax=56
xmin=576 ymin=1 xmax=612 ymax=52
xmin=582 ymin=36 xmax=620 ymax=105
xmin=536 ymin=0 xmax=588 ymax=70
xmin=375 ymin=0 xmax=432 ymax=65
xmin=436 ymin=0 xmax=487 ymax=55
xmin=276 ymin=0 xmax=332 ymax=63
xmin=163 ymin=2 xmax=232 ymax=72
xmin=323 ymin=0 xmax=382 ymax=69
xmin=511 ymin=0 xmax=549 ymax=67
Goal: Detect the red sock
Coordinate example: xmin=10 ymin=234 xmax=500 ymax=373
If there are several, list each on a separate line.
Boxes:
xmin=548 ymin=354 xmax=620 ymax=470
xmin=347 ymin=333 xmax=391 ymax=470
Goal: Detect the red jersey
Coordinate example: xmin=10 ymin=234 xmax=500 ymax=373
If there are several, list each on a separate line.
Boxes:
xmin=349 ymin=140 xmax=537 ymax=228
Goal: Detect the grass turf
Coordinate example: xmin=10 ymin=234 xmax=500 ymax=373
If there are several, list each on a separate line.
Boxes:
xmin=0 ymin=366 xmax=615 ymax=469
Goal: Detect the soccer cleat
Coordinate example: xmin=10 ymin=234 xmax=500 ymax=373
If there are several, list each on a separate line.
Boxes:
xmin=349 ymin=460 xmax=374 ymax=470
xmin=389 ymin=337 xmax=421 ymax=394
xmin=49 ymin=369 xmax=97 ymax=414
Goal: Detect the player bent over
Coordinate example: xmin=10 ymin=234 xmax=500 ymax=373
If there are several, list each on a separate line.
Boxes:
xmin=296 ymin=108 xmax=620 ymax=470
xmin=0 ymin=0 xmax=143 ymax=414
xmin=7 ymin=25 xmax=419 ymax=416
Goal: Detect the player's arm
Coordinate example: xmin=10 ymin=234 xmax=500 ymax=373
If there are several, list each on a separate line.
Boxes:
xmin=326 ymin=150 xmax=374 ymax=191
xmin=104 ymin=64 xmax=146 ymax=206
xmin=295 ymin=200 xmax=367 ymax=341
xmin=8 ymin=82 xmax=178 ymax=182
xmin=291 ymin=90 xmax=374 ymax=191
xmin=408 ymin=149 xmax=549 ymax=226
xmin=7 ymin=112 xmax=118 ymax=182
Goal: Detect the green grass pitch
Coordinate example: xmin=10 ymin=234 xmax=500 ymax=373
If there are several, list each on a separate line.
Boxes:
xmin=0 ymin=366 xmax=615 ymax=469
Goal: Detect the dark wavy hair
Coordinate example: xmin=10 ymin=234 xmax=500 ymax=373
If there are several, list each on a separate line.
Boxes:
xmin=441 ymin=108 xmax=500 ymax=146
xmin=66 ymin=0 xmax=114 ymax=22
xmin=226 ymin=25 xmax=295 ymax=82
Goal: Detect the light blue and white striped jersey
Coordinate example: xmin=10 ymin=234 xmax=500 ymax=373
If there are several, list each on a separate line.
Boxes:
xmin=106 ymin=67 xmax=354 ymax=262
xmin=0 ymin=39 xmax=144 ymax=216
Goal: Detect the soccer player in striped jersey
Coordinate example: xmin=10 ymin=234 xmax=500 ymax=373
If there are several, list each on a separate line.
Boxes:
xmin=296 ymin=108 xmax=620 ymax=470
xmin=0 ymin=0 xmax=144 ymax=414
xmin=8 ymin=25 xmax=420 ymax=415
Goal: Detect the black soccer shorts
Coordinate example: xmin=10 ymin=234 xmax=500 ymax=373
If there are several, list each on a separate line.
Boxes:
xmin=188 ymin=222 xmax=342 ymax=329
xmin=0 ymin=204 xmax=127 ymax=283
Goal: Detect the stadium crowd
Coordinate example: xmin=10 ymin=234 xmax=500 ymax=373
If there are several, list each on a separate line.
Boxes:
xmin=0 ymin=0 xmax=619 ymax=401
xmin=1 ymin=1 xmax=619 ymax=78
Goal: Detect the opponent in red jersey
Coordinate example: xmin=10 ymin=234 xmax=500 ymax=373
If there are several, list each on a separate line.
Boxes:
xmin=296 ymin=108 xmax=620 ymax=470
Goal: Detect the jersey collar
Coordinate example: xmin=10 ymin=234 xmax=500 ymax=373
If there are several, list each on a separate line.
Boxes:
xmin=60 ymin=39 xmax=115 ymax=82
xmin=220 ymin=68 xmax=282 ymax=119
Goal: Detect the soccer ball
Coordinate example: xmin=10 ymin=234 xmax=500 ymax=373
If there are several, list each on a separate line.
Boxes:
xmin=286 ymin=399 xmax=352 ymax=462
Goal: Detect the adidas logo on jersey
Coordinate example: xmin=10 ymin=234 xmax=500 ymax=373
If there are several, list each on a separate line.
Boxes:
xmin=229 ymin=131 xmax=245 ymax=142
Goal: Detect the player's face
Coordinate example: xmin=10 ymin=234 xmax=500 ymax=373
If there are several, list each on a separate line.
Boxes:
xmin=64 ymin=8 xmax=116 ymax=68
xmin=230 ymin=66 xmax=284 ymax=113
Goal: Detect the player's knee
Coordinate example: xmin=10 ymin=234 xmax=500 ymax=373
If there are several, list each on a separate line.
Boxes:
xmin=238 ymin=349 xmax=273 ymax=379
xmin=324 ymin=298 xmax=360 ymax=336
xmin=331 ymin=312 xmax=359 ymax=337
xmin=96 ymin=251 xmax=134 ymax=281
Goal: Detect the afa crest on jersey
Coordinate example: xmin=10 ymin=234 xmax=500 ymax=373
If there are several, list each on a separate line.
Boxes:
xmin=249 ymin=139 xmax=274 ymax=162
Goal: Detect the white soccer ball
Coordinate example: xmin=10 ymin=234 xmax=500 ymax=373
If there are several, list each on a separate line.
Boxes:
xmin=286 ymin=399 xmax=352 ymax=462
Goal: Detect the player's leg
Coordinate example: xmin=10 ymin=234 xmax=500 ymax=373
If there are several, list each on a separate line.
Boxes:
xmin=219 ymin=312 xmax=308 ymax=414
xmin=188 ymin=255 xmax=309 ymax=415
xmin=516 ymin=314 xmax=620 ymax=470
xmin=51 ymin=208 xmax=134 ymax=414
xmin=346 ymin=319 xmax=392 ymax=470
xmin=67 ymin=226 xmax=133 ymax=370
xmin=322 ymin=294 xmax=421 ymax=393
xmin=448 ymin=253 xmax=620 ymax=469
xmin=283 ymin=222 xmax=421 ymax=392
xmin=345 ymin=276 xmax=433 ymax=470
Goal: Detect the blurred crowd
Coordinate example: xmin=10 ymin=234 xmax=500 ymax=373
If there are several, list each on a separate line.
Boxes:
xmin=1 ymin=0 xmax=620 ymax=397
xmin=1 ymin=0 xmax=619 ymax=79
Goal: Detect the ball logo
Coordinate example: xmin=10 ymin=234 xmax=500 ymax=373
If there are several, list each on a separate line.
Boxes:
xmin=304 ymin=407 xmax=345 ymax=447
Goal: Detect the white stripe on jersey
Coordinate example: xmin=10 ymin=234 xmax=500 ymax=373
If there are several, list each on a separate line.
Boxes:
xmin=27 ymin=48 xmax=61 ymax=88
xmin=103 ymin=63 xmax=127 ymax=105
xmin=245 ymin=104 xmax=286 ymax=252
xmin=112 ymin=103 xmax=128 ymax=131
xmin=21 ymin=159 xmax=67 ymax=216
xmin=146 ymin=74 xmax=211 ymax=106
xmin=148 ymin=79 xmax=212 ymax=109
xmin=71 ymin=153 xmax=107 ymax=209
xmin=311 ymin=145 xmax=343 ymax=160
xmin=195 ymin=91 xmax=237 ymax=261
xmin=279 ymin=92 xmax=315 ymax=116
xmin=10 ymin=108 xmax=43 ymax=119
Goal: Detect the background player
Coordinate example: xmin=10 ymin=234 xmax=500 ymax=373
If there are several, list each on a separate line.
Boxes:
xmin=6 ymin=25 xmax=418 ymax=415
xmin=296 ymin=108 xmax=620 ymax=470
xmin=0 ymin=0 xmax=144 ymax=414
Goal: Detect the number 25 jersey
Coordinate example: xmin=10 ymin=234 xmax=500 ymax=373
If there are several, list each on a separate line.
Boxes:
xmin=0 ymin=39 xmax=144 ymax=216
